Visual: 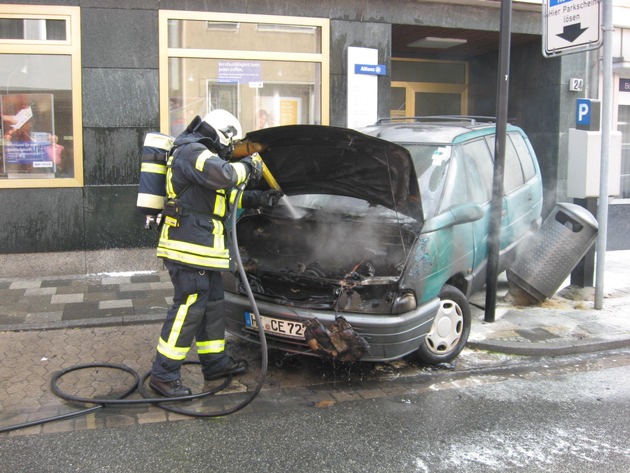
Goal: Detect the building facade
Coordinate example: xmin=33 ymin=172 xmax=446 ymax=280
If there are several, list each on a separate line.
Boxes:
xmin=0 ymin=0 xmax=622 ymax=276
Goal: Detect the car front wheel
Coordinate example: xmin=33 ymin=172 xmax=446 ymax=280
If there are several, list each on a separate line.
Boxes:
xmin=416 ymin=284 xmax=471 ymax=365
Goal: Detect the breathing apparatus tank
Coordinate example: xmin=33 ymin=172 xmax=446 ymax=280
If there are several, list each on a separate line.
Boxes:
xmin=136 ymin=132 xmax=174 ymax=229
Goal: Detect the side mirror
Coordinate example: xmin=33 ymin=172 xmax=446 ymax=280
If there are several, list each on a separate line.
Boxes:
xmin=422 ymin=203 xmax=484 ymax=233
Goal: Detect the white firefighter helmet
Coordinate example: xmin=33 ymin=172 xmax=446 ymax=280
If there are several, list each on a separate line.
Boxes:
xmin=202 ymin=109 xmax=243 ymax=147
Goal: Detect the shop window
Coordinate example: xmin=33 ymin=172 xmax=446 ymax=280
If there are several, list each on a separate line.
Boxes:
xmin=160 ymin=11 xmax=329 ymax=135
xmin=0 ymin=6 xmax=82 ymax=188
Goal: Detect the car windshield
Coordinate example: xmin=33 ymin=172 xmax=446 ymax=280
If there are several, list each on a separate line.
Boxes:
xmin=403 ymin=144 xmax=452 ymax=218
xmin=275 ymin=143 xmax=453 ymax=221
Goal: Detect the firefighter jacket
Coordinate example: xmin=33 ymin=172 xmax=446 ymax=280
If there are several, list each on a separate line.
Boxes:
xmin=156 ymin=130 xmax=249 ymax=270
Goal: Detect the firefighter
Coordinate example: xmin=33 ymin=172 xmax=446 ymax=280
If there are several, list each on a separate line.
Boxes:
xmin=149 ymin=110 xmax=282 ymax=397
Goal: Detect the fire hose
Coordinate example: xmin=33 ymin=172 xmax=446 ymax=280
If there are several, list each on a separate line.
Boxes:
xmin=0 ymin=176 xmax=270 ymax=434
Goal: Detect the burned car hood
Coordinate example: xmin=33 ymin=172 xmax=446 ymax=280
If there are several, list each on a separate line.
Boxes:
xmin=238 ymin=125 xmax=423 ymax=222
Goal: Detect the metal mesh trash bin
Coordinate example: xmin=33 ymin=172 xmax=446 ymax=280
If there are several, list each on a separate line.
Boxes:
xmin=507 ymin=203 xmax=598 ymax=302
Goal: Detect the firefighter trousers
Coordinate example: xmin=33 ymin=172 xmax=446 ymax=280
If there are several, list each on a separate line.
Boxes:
xmin=151 ymin=260 xmax=228 ymax=382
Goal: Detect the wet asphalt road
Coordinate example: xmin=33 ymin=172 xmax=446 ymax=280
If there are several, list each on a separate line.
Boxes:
xmin=2 ymin=348 xmax=629 ymax=472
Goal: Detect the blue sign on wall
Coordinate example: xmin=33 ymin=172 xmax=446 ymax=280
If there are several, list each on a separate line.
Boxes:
xmin=576 ymin=98 xmax=591 ymax=126
xmin=354 ymin=64 xmax=387 ymax=76
xmin=575 ymin=98 xmax=601 ymax=131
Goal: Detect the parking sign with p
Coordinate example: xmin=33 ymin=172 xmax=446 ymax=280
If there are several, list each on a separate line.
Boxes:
xmin=576 ymin=98 xmax=600 ymax=131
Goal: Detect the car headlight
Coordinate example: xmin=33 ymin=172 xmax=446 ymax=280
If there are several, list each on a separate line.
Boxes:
xmin=392 ymin=291 xmax=417 ymax=314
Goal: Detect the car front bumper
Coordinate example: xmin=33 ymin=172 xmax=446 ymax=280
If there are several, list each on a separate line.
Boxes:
xmin=223 ymin=292 xmax=440 ymax=362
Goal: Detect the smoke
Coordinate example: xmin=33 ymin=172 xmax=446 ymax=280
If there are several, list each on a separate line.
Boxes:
xmin=239 ymin=209 xmax=414 ymax=278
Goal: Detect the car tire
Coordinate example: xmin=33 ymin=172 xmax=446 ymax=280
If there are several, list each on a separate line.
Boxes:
xmin=416 ymin=284 xmax=471 ymax=365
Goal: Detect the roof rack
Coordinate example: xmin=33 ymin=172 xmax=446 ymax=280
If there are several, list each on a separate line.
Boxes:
xmin=374 ymin=116 xmax=498 ymax=126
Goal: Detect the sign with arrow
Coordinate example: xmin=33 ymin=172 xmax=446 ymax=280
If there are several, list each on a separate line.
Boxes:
xmin=543 ymin=0 xmax=602 ymax=57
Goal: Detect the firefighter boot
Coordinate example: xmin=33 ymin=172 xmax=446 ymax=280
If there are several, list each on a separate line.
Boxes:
xmin=203 ymin=356 xmax=249 ymax=381
xmin=149 ymin=377 xmax=192 ymax=398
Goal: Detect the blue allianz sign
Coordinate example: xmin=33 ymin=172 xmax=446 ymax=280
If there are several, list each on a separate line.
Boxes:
xmin=354 ymin=64 xmax=387 ymax=76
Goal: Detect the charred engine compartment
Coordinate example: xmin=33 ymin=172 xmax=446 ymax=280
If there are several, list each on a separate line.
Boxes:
xmin=235 ymin=211 xmax=418 ymax=313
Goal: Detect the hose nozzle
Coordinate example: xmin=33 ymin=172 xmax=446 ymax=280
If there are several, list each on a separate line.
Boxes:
xmin=251 ymin=153 xmax=281 ymax=191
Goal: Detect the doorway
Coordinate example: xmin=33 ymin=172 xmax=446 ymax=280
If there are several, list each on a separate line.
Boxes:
xmin=391 ymin=58 xmax=468 ymax=118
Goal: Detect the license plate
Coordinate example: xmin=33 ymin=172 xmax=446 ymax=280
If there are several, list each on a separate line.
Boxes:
xmin=244 ymin=312 xmax=306 ymax=339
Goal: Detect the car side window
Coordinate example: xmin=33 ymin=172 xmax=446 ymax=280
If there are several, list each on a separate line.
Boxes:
xmin=408 ymin=144 xmax=452 ymax=218
xmin=509 ymin=132 xmax=537 ymax=182
xmin=462 ymin=139 xmax=493 ymax=204
xmin=485 ymin=135 xmax=525 ymax=194
xmin=437 ymin=147 xmax=470 ymax=212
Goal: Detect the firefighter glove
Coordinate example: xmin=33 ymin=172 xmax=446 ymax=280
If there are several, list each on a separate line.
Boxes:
xmin=240 ymin=154 xmax=263 ymax=184
xmin=243 ymin=190 xmax=284 ymax=209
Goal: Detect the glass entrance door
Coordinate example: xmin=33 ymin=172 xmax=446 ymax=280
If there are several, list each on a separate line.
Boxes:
xmin=391 ymin=82 xmax=467 ymax=118
xmin=414 ymin=91 xmax=463 ymax=116
xmin=391 ymin=59 xmax=468 ymax=118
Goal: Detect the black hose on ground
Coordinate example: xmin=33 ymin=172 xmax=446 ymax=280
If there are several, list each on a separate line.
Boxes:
xmin=0 ymin=183 xmax=269 ymax=433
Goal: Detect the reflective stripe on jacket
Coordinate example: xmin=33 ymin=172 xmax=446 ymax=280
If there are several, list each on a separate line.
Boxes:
xmin=156 ymin=133 xmax=249 ymax=270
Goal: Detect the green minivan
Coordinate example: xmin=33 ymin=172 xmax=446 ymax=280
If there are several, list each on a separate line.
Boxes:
xmin=223 ymin=118 xmax=543 ymax=363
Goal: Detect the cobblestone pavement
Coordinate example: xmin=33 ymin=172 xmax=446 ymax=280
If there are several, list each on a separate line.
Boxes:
xmin=0 ymin=323 xmax=486 ymax=437
xmin=3 ymin=322 xmax=630 ymax=439
xmin=2 ymin=251 xmax=630 ymax=437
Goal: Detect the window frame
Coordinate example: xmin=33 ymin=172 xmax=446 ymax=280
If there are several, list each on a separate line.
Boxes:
xmin=158 ymin=10 xmax=330 ymax=134
xmin=0 ymin=4 xmax=83 ymax=189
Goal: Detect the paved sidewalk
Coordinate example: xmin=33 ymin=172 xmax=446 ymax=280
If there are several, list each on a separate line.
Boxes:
xmin=468 ymin=249 xmax=630 ymax=356
xmin=0 ymin=271 xmax=172 ymax=331
xmin=1 ymin=250 xmax=630 ymax=356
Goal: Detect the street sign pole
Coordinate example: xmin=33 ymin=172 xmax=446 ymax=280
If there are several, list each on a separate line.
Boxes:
xmin=485 ymin=0 xmax=512 ymax=323
xmin=595 ymin=0 xmax=613 ymax=309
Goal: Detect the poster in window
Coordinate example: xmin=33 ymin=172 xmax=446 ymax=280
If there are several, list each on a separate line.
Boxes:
xmin=279 ymin=98 xmax=300 ymax=126
xmin=1 ymin=93 xmax=55 ymax=177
